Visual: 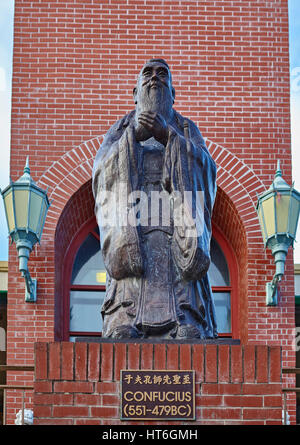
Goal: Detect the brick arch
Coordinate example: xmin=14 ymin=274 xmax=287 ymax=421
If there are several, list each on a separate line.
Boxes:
xmin=42 ymin=136 xmax=267 ymax=342
xmin=206 ymin=139 xmax=266 ymax=226
xmin=54 ymin=180 xmax=95 ymax=340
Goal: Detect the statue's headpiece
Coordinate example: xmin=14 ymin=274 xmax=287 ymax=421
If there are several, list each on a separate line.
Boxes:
xmin=146 ymin=59 xmax=170 ymax=69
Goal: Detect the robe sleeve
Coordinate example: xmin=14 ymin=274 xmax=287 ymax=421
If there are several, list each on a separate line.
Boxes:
xmin=162 ymin=116 xmax=217 ymax=281
xmin=92 ymin=118 xmax=143 ymax=281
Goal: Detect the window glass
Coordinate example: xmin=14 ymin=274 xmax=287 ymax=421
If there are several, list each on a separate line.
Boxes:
xmin=69 ymin=290 xmax=105 ymax=332
xmin=208 ymin=237 xmax=230 ymax=286
xmin=68 ymin=225 xmax=234 ymax=337
xmin=71 ymin=233 xmax=106 ymax=285
xmin=213 ymin=292 xmax=231 ymax=333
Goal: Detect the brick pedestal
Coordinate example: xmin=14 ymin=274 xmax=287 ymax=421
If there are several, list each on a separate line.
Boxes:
xmin=33 ymin=341 xmax=283 ymax=425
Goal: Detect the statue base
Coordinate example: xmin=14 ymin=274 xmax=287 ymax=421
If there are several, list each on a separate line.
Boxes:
xmin=33 ymin=340 xmax=283 ymax=425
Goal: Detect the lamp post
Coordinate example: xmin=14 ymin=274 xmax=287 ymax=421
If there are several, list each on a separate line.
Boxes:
xmin=0 ymin=157 xmax=51 ymax=302
xmin=256 ymin=161 xmax=300 ymax=306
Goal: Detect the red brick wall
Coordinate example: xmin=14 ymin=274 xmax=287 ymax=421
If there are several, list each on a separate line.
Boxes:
xmin=7 ymin=0 xmax=295 ymax=424
xmin=33 ymin=342 xmax=283 ymax=425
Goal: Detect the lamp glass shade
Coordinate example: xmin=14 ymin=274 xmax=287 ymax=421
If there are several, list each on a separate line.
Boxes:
xmin=259 ymin=195 xmax=276 ymax=241
xmin=3 ymin=189 xmax=15 ymax=233
xmin=36 ymin=198 xmax=48 ymax=240
xmin=257 ymin=205 xmax=266 ymax=244
xmin=14 ymin=188 xmax=29 ymax=229
xmin=275 ymin=193 xmax=290 ymax=234
xmin=289 ymin=193 xmax=300 ymax=238
xmin=28 ymin=190 xmax=44 ymax=234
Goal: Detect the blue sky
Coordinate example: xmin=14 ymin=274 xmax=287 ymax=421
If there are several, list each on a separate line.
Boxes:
xmin=289 ymin=0 xmax=300 ymax=262
xmin=0 ymin=0 xmax=14 ymax=262
xmin=0 ymin=0 xmax=300 ymax=261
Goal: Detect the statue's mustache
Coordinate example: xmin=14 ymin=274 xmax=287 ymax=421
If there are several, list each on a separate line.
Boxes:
xmin=142 ymin=78 xmax=166 ymax=89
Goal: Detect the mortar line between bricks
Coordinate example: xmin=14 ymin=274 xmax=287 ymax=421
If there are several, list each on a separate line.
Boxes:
xmin=46 ymin=342 xmax=49 ymax=381
xmin=86 ymin=343 xmax=89 ymax=382
xmin=112 ymin=343 xmax=115 ymax=381
xmin=166 ymin=343 xmax=170 ymax=370
xmin=242 ymin=345 xmax=244 ymax=384
xmin=165 ymin=343 xmax=168 ymax=370
xmin=280 ymin=347 xmax=282 ymax=383
xmin=153 ymin=344 xmax=155 ymax=370
xmin=254 ymin=346 xmax=257 ymax=383
xmin=267 ymin=346 xmax=270 ymax=383
xmin=99 ymin=343 xmax=102 ymax=382
xmin=203 ymin=344 xmax=206 ymax=383
xmin=72 ymin=342 xmax=75 ymax=381
xmin=59 ymin=342 xmax=62 ymax=381
xmin=152 ymin=344 xmax=155 ymax=370
xmin=216 ymin=345 xmax=219 ymax=383
xmin=229 ymin=345 xmax=232 ymax=384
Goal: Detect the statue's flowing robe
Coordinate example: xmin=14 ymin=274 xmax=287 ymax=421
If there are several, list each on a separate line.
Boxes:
xmin=92 ymin=110 xmax=218 ymax=338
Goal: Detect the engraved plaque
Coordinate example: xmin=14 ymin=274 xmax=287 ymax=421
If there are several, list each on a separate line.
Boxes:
xmin=120 ymin=370 xmax=195 ymax=421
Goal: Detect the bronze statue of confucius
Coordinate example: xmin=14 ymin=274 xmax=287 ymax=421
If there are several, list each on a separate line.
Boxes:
xmin=92 ymin=59 xmax=218 ymax=339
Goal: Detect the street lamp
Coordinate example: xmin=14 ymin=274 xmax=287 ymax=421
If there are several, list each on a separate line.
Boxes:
xmin=0 ymin=157 xmax=51 ymax=302
xmin=256 ymin=160 xmax=300 ymax=306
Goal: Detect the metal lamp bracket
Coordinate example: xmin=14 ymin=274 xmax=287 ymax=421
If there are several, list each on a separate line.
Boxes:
xmin=266 ymin=275 xmax=280 ymax=306
xmin=22 ymin=270 xmax=37 ymax=303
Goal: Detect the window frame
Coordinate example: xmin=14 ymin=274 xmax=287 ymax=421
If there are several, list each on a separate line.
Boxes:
xmin=63 ymin=217 xmax=239 ymax=340
xmin=63 ymin=217 xmax=105 ymax=340
xmin=211 ymin=223 xmax=239 ymax=338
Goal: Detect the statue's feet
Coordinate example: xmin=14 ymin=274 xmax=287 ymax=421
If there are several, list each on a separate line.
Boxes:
xmin=110 ymin=325 xmax=142 ymax=339
xmin=174 ymin=324 xmax=203 ymax=339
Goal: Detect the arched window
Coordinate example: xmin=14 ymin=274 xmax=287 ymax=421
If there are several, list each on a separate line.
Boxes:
xmin=208 ymin=224 xmax=238 ymax=338
xmin=65 ymin=219 xmax=238 ymax=340
xmin=64 ymin=219 xmax=106 ymax=341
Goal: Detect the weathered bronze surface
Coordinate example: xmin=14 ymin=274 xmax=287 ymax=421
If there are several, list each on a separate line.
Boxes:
xmin=92 ymin=59 xmax=217 ymax=339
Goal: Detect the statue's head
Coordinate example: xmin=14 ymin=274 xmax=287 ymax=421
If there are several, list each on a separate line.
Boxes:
xmin=133 ymin=59 xmax=175 ymax=113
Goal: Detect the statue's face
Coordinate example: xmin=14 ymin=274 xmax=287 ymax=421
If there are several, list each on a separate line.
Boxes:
xmin=134 ymin=61 xmax=175 ymax=106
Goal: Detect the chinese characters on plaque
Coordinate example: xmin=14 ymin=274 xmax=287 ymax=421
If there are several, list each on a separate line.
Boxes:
xmin=120 ymin=370 xmax=195 ymax=420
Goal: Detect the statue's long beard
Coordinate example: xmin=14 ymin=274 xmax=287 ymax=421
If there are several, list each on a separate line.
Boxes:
xmin=136 ymin=85 xmax=173 ymax=123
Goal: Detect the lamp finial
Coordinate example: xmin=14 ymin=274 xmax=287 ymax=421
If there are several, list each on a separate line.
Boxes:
xmin=16 ymin=156 xmax=34 ymax=184
xmin=24 ymin=156 xmax=30 ymax=175
xmin=275 ymin=159 xmax=282 ymax=178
